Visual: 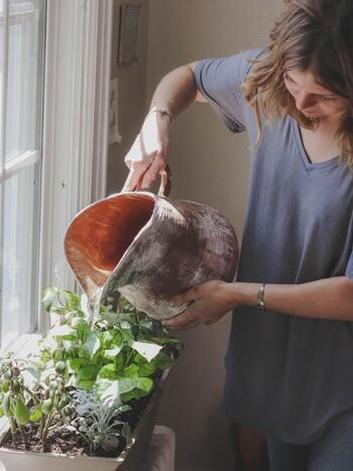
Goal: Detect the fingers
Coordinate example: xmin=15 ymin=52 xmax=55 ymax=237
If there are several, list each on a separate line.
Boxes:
xmin=170 ymin=286 xmax=200 ymax=306
xmin=121 ymin=168 xmax=140 ymax=192
xmin=122 ymin=136 xmax=153 ymax=191
xmin=122 ymin=147 xmax=166 ymax=192
xmin=122 ymin=118 xmax=170 ymax=192
xmin=140 ymin=154 xmax=166 ymax=189
xmin=162 ymin=310 xmax=198 ymax=330
xmin=122 ymin=150 xmax=154 ymax=192
xmin=122 ymin=158 xmax=165 ymax=192
xmin=163 ymin=298 xmax=204 ymax=330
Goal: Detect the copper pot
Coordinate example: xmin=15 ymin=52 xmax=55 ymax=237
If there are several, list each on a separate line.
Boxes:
xmin=64 ymin=167 xmax=239 ymax=320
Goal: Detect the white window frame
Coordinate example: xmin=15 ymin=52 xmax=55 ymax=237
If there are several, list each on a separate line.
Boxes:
xmin=38 ymin=0 xmax=113 ymax=334
xmin=0 ymin=0 xmax=47 ymax=347
xmin=0 ymin=0 xmax=112 ymax=432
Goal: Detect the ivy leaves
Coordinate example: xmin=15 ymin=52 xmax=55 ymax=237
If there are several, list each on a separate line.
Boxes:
xmin=41 ymin=287 xmax=179 ymax=401
xmin=0 ymin=288 xmax=179 ymax=454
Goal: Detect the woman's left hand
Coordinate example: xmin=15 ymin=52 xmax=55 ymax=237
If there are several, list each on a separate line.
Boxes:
xmin=162 ymin=280 xmax=240 ymax=330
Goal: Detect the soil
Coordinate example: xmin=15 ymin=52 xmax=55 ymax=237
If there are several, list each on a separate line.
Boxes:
xmin=0 ymin=392 xmax=153 ymax=458
xmin=0 ymin=347 xmax=177 ymax=458
xmin=1 ymin=421 xmax=91 ymax=456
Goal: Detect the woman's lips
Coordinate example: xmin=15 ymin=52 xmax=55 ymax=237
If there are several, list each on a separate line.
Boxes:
xmin=304 ymin=112 xmax=319 ymax=119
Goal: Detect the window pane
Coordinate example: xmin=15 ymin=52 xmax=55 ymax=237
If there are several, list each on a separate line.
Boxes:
xmin=0 ymin=0 xmax=45 ymax=348
xmin=2 ymin=163 xmax=41 ymax=348
xmin=6 ymin=0 xmax=45 ymax=161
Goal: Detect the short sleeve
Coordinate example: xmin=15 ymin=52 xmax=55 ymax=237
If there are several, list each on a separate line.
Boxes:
xmin=194 ymin=48 xmax=264 ymax=133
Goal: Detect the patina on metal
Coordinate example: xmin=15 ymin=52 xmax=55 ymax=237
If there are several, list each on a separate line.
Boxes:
xmin=64 ymin=166 xmax=239 ymax=320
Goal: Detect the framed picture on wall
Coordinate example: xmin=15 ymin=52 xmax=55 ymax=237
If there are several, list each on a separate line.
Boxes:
xmin=117 ymin=4 xmax=141 ymax=66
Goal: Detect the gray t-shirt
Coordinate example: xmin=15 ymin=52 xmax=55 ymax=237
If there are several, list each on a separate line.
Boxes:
xmin=195 ymin=49 xmax=353 ymax=444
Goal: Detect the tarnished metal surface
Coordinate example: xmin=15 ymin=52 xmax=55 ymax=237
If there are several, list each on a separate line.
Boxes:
xmin=64 ymin=170 xmax=239 ymax=320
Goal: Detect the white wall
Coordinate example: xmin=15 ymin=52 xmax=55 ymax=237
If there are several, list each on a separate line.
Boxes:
xmin=107 ymin=1 xmax=283 ymax=470
xmin=106 ymin=0 xmax=151 ymax=195
xmin=146 ymin=2 xmax=282 ymax=471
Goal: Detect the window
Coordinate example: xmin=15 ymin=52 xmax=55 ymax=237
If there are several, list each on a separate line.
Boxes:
xmin=0 ymin=0 xmax=46 ymax=348
xmin=0 ymin=0 xmax=111 ymax=347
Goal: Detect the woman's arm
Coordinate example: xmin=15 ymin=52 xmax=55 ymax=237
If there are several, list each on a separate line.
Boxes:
xmin=162 ymin=276 xmax=353 ymax=329
xmin=247 ymin=276 xmax=353 ymax=320
xmin=149 ymin=62 xmax=206 ymax=114
xmin=122 ymin=62 xmax=205 ymax=192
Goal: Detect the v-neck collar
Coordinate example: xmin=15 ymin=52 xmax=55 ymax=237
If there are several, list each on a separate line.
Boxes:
xmin=291 ymin=117 xmax=340 ymax=172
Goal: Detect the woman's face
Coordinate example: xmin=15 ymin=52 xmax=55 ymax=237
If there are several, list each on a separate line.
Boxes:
xmin=283 ymin=69 xmax=349 ymax=123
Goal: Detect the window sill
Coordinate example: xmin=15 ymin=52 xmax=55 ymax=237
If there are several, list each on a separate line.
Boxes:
xmin=1 ymin=332 xmax=41 ymax=357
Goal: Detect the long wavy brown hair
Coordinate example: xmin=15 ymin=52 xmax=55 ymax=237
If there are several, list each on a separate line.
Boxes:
xmin=243 ymin=0 xmax=353 ymax=165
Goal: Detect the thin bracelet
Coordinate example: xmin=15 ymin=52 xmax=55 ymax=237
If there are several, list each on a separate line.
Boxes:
xmin=145 ymin=106 xmax=173 ymax=122
xmin=256 ymin=283 xmax=266 ymax=310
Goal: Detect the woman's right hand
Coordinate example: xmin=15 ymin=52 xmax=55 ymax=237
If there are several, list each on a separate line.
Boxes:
xmin=122 ymin=110 xmax=171 ymax=192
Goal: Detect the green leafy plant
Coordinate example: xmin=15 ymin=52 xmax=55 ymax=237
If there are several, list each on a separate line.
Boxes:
xmin=0 ymin=288 xmax=179 ymax=456
xmin=40 ymin=289 xmax=178 ymax=400
xmin=0 ymin=356 xmax=74 ymax=451
xmin=0 ymin=358 xmax=30 ymax=444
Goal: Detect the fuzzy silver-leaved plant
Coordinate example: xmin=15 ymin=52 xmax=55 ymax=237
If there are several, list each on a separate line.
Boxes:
xmin=71 ymin=388 xmax=131 ymax=453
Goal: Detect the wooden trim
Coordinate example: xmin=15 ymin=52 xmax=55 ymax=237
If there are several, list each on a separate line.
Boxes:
xmin=39 ymin=0 xmax=113 ymax=333
xmin=0 ymin=150 xmax=40 ymax=182
xmin=0 ymin=0 xmax=10 ymax=341
xmin=91 ymin=0 xmax=113 ymax=202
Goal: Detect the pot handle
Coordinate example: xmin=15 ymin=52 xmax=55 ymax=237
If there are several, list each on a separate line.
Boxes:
xmin=122 ymin=164 xmax=172 ymax=197
xmin=158 ymin=164 xmax=172 ymax=197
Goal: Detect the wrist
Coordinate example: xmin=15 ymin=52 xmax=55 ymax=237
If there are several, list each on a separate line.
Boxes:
xmin=146 ymin=106 xmax=173 ymax=123
xmin=256 ymin=283 xmax=266 ymax=310
xmin=228 ymin=282 xmax=263 ymax=308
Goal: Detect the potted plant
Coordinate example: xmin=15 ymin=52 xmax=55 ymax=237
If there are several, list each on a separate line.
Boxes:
xmin=0 ymin=288 xmax=179 ymax=471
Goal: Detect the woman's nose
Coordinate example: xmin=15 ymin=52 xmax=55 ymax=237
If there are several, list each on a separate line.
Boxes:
xmin=295 ymin=92 xmax=316 ymax=111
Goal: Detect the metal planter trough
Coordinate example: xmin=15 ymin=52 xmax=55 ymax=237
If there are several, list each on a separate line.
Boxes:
xmin=0 ymin=382 xmax=163 ymax=471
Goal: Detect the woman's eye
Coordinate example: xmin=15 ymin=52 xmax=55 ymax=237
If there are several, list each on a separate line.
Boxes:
xmin=286 ymin=83 xmax=298 ymax=94
xmin=284 ymin=76 xmax=297 ymax=91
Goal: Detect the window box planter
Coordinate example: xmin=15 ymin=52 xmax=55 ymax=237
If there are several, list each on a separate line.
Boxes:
xmin=0 ymin=375 xmax=166 ymax=471
xmin=0 ymin=289 xmax=178 ymax=471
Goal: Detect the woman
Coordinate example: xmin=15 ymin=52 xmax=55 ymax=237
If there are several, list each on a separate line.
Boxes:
xmin=122 ymin=1 xmax=353 ymax=469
